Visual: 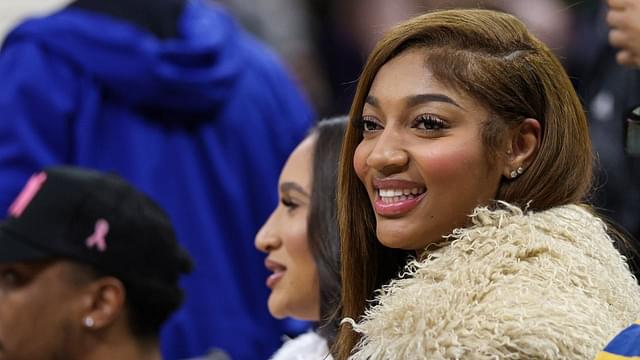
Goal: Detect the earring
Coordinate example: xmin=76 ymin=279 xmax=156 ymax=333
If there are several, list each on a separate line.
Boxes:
xmin=510 ymin=166 xmax=525 ymax=179
xmin=84 ymin=316 xmax=95 ymax=328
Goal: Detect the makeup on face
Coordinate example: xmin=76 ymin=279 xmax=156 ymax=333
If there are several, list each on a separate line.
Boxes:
xmin=254 ymin=137 xmax=321 ymax=321
xmin=354 ymin=49 xmax=504 ymax=250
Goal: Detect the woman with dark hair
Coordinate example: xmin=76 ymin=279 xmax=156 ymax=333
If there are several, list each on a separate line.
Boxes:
xmin=334 ymin=9 xmax=640 ymax=359
xmin=255 ymin=116 xmax=347 ymax=359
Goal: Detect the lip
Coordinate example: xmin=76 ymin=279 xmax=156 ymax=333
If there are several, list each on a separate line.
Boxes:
xmin=264 ymin=258 xmax=286 ymax=289
xmin=372 ymin=178 xmax=426 ymax=217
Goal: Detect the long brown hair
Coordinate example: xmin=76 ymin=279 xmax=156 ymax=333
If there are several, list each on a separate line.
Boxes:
xmin=334 ymin=9 xmax=594 ymax=358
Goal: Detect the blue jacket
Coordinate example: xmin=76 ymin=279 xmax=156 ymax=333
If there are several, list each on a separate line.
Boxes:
xmin=0 ymin=1 xmax=313 ymax=359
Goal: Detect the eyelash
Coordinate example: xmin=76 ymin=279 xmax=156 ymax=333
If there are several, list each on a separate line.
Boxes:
xmin=358 ymin=116 xmax=382 ymax=133
xmin=413 ymin=114 xmax=447 ymax=131
xmin=358 ymin=114 xmax=448 ymax=133
xmin=281 ymin=198 xmax=299 ymax=211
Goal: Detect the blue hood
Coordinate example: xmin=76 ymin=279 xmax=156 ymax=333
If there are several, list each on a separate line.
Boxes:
xmin=4 ymin=1 xmax=244 ymax=114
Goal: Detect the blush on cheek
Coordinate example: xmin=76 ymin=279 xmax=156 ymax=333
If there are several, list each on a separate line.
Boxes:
xmin=419 ymin=146 xmax=484 ymax=180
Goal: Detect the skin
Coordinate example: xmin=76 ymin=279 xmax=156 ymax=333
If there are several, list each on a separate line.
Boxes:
xmin=0 ymin=260 xmax=87 ymax=360
xmin=255 ymin=135 xmax=320 ymax=321
xmin=607 ymin=0 xmax=640 ymax=67
xmin=354 ymin=49 xmax=511 ymax=251
xmin=0 ymin=260 xmax=160 ymax=360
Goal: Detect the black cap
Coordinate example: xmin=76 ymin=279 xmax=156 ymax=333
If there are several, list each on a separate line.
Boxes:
xmin=0 ymin=166 xmax=192 ymax=286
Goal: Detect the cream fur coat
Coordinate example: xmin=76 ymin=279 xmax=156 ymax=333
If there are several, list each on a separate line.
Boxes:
xmin=346 ymin=204 xmax=640 ymax=359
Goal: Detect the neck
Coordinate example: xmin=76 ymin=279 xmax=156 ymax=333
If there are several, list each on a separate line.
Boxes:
xmin=82 ymin=335 xmax=161 ymax=360
xmin=85 ymin=343 xmax=162 ymax=360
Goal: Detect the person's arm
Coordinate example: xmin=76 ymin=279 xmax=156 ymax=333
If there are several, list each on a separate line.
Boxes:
xmin=0 ymin=39 xmax=77 ymax=210
xmin=607 ymin=0 xmax=640 ymax=67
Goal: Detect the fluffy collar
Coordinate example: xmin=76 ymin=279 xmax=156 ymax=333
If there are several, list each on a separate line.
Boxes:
xmin=346 ymin=204 xmax=640 ymax=359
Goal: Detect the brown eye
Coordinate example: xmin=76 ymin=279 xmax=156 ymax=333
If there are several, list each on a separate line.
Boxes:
xmin=360 ymin=116 xmax=382 ymax=132
xmin=414 ymin=114 xmax=446 ymax=131
xmin=281 ymin=197 xmax=299 ymax=211
xmin=0 ymin=269 xmax=19 ymax=288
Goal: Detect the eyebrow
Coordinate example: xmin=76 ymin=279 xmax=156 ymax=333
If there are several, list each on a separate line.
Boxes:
xmin=366 ymin=93 xmax=464 ymax=110
xmin=280 ymin=182 xmax=309 ymax=198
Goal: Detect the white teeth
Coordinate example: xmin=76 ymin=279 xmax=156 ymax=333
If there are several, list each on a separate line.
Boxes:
xmin=378 ymin=187 xmax=426 ymax=203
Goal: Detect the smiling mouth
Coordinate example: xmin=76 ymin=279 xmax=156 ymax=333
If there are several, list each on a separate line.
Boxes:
xmin=373 ymin=186 xmax=427 ymax=217
xmin=378 ymin=187 xmax=426 ymax=204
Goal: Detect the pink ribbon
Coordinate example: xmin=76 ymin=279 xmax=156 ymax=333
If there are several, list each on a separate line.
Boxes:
xmin=86 ymin=219 xmax=109 ymax=252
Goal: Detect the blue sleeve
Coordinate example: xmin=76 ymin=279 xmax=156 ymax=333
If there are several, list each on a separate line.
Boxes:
xmin=0 ymin=39 xmax=77 ymax=212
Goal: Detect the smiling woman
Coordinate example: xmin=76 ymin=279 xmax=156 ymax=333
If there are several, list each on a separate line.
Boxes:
xmin=335 ymin=9 xmax=640 ymax=360
xmin=354 ymin=50 xmax=512 ymax=250
xmin=255 ymin=117 xmax=347 ymax=359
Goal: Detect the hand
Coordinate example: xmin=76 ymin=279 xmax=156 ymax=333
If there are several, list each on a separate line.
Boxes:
xmin=607 ymin=0 xmax=640 ymax=67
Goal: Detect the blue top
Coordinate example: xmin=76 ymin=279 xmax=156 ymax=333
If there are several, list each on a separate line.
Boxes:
xmin=595 ymin=321 xmax=640 ymax=359
xmin=0 ymin=1 xmax=313 ymax=359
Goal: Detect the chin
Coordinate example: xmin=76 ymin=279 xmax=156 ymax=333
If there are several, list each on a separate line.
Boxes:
xmin=267 ymin=296 xmax=287 ymax=319
xmin=376 ymin=224 xmax=426 ymax=250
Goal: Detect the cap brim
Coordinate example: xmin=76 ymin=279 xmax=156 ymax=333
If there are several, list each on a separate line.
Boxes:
xmin=0 ymin=227 xmax=52 ymax=263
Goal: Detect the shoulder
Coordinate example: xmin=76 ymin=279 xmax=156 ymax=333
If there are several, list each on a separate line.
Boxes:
xmin=270 ymin=331 xmax=332 ymax=360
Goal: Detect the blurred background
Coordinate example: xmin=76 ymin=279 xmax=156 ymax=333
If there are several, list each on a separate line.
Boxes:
xmin=0 ymin=0 xmax=600 ymax=118
xmin=2 ymin=0 xmax=638 ymax=358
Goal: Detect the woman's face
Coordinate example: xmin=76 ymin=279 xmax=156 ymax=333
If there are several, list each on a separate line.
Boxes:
xmin=354 ymin=49 xmax=505 ymax=250
xmin=255 ymin=136 xmax=319 ymax=321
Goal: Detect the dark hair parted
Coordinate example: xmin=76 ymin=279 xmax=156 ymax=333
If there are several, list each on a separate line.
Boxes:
xmin=307 ymin=116 xmax=348 ymax=346
xmin=334 ymin=9 xmax=594 ymax=359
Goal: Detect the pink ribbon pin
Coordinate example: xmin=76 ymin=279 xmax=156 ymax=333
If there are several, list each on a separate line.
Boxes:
xmin=8 ymin=172 xmax=48 ymax=218
xmin=86 ymin=219 xmax=109 ymax=252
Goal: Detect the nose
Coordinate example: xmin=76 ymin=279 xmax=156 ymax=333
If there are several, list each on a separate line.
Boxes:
xmin=365 ymin=130 xmax=409 ymax=175
xmin=255 ymin=211 xmax=281 ymax=253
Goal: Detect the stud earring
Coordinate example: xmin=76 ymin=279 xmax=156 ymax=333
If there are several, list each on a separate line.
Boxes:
xmin=510 ymin=166 xmax=525 ymax=179
xmin=84 ymin=316 xmax=95 ymax=328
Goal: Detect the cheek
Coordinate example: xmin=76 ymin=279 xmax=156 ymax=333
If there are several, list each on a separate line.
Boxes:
xmin=282 ymin=216 xmax=316 ymax=276
xmin=0 ymin=294 xmax=53 ymax=352
xmin=285 ymin=222 xmax=311 ymax=260
xmin=353 ymin=142 xmax=369 ymax=182
xmin=416 ymin=144 xmax=488 ymax=183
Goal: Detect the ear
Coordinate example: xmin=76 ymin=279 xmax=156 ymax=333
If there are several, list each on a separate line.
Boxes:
xmin=80 ymin=277 xmax=126 ymax=331
xmin=503 ymin=118 xmax=541 ymax=179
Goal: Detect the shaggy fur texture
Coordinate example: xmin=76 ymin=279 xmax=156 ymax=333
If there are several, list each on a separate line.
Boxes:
xmin=345 ymin=204 xmax=640 ymax=359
